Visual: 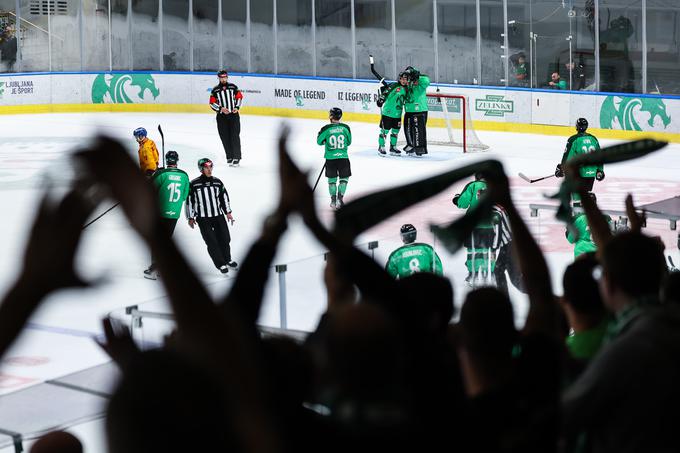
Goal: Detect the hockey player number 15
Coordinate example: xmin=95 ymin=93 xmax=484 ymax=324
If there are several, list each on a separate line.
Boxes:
xmin=328 ymin=135 xmax=346 ymax=150
xmin=167 ymin=183 xmax=182 ymax=202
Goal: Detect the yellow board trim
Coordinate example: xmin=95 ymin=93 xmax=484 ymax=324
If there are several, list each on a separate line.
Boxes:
xmin=2 ymin=103 xmax=679 ymax=143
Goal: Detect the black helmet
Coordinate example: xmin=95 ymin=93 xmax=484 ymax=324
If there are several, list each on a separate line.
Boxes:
xmin=576 ymin=117 xmax=588 ymax=133
xmin=329 ymin=107 xmax=343 ymax=121
xmin=400 ymin=224 xmax=417 ymax=244
xmin=166 ymin=150 xmax=179 ymax=166
xmin=217 ymin=70 xmax=228 ymax=77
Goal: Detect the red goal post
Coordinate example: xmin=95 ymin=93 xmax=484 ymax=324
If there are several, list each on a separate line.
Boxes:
xmin=424 ymin=93 xmax=489 ymax=153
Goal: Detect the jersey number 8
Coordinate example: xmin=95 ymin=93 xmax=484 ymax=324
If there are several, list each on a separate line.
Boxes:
xmin=328 ymin=135 xmax=346 ymax=150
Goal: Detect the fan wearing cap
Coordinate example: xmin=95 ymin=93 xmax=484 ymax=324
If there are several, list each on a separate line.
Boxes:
xmin=144 ymin=150 xmax=190 ymax=280
xmin=185 ymin=158 xmax=238 ymax=274
xmin=133 ymin=127 xmax=159 ymax=177
xmin=209 ymin=70 xmax=244 ymax=166
xmin=385 ymin=224 xmax=443 ymax=279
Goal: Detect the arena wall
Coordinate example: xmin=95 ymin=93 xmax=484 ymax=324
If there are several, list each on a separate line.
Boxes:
xmin=0 ymin=72 xmax=678 ymax=143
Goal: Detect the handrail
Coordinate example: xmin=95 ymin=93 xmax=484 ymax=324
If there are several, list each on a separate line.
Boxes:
xmin=6 ymin=11 xmax=64 ymax=42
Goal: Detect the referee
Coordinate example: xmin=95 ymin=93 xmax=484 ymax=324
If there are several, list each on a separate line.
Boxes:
xmin=491 ymin=204 xmax=523 ymax=295
xmin=186 ymin=158 xmax=238 ymax=274
xmin=210 ymin=70 xmax=243 ymax=166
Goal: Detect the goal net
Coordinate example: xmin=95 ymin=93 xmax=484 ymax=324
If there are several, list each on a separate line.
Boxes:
xmin=401 ymin=93 xmax=489 ymax=153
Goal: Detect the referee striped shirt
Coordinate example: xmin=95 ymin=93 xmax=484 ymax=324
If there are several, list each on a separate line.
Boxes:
xmin=210 ymin=83 xmax=243 ymax=113
xmin=185 ymin=175 xmax=232 ymax=219
xmin=492 ymin=204 xmax=512 ymax=249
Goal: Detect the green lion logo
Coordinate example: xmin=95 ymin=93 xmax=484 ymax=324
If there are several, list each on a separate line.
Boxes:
xmin=600 ymin=96 xmax=671 ymax=131
xmin=0 ymin=81 xmax=4 ymax=98
xmin=91 ymin=73 xmax=160 ymax=103
xmin=361 ymin=97 xmax=370 ymax=111
xmin=295 ymin=94 xmax=304 ymax=107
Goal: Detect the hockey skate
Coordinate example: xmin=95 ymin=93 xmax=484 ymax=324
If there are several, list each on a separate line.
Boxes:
xmin=227 ymin=261 xmax=239 ymax=270
xmin=231 ymin=159 xmax=240 ymax=167
xmin=403 ymin=145 xmax=415 ymax=154
xmin=143 ymin=265 xmax=158 ymax=280
xmin=415 ymin=148 xmax=428 ymax=156
xmin=389 ymin=146 xmax=401 ymax=156
xmin=330 ymin=195 xmax=337 ymax=210
xmin=378 ymin=146 xmax=387 ymax=156
xmin=219 ymin=265 xmax=229 ymax=274
xmin=464 ymin=271 xmax=473 ymax=287
xmin=336 ymin=194 xmax=345 ymax=209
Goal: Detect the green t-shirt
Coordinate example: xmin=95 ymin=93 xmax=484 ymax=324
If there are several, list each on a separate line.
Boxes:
xmin=380 ymin=82 xmax=407 ymax=119
xmin=317 ymin=122 xmax=352 ymax=160
xmin=553 ymin=79 xmax=567 ymax=90
xmin=561 ymin=132 xmax=602 ymax=178
xmin=404 ymin=74 xmax=431 ymax=113
xmin=566 ymin=319 xmax=608 ymax=360
xmin=153 ymin=167 xmax=190 ymax=219
xmin=385 ymin=243 xmax=443 ymax=279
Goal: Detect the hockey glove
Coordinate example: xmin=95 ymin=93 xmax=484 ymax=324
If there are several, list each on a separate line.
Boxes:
xmin=595 ymin=170 xmax=605 ymax=181
xmin=554 ymin=164 xmax=564 ymax=178
xmin=452 ymin=194 xmax=461 ymax=206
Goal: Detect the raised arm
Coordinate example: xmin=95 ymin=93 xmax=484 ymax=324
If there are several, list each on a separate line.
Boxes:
xmin=486 ymin=170 xmax=559 ymax=338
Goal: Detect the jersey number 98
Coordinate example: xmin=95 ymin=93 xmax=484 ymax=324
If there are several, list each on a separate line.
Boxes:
xmin=328 ymin=135 xmax=346 ymax=150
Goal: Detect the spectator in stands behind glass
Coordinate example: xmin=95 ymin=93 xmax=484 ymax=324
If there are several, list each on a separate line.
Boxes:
xmin=0 ymin=25 xmax=17 ymax=71
xmin=510 ymin=52 xmax=530 ymax=87
xmin=549 ymin=72 xmax=567 ymax=90
xmin=566 ymin=61 xmax=587 ymax=90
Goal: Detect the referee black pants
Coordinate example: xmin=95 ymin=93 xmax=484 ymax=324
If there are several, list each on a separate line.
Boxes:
xmin=493 ymin=242 xmax=524 ymax=296
xmin=216 ymin=113 xmax=242 ymax=161
xmin=197 ymin=216 xmax=232 ymax=269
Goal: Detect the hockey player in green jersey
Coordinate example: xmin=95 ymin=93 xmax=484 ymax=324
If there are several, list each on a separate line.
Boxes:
xmin=144 ymin=150 xmax=190 ymax=279
xmin=452 ymin=174 xmax=495 ymax=285
xmin=377 ymin=72 xmax=408 ymax=156
xmin=566 ymin=211 xmax=612 ymax=258
xmin=385 ymin=224 xmax=443 ymax=279
xmin=555 ymin=118 xmax=604 ymax=203
xmin=317 ymin=107 xmax=352 ymax=209
xmin=403 ymin=66 xmax=430 ymax=156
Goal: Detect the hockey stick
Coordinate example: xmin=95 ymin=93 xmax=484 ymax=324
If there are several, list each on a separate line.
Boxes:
xmin=312 ymin=163 xmax=326 ymax=193
xmin=82 ymin=202 xmax=120 ymax=230
xmin=158 ymin=124 xmax=166 ymax=168
xmin=369 ymin=55 xmax=385 ymax=83
xmin=518 ymin=172 xmax=555 ymax=184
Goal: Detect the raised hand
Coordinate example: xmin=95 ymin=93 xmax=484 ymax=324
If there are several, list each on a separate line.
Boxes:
xmin=76 ymin=136 xmax=161 ymax=241
xmin=20 ymin=186 xmax=97 ymax=293
xmin=97 ymin=317 xmax=140 ymax=372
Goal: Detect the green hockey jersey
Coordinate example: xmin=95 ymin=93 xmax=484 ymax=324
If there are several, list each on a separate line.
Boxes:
xmin=404 ymin=74 xmax=430 ymax=113
xmin=562 ymin=132 xmax=603 ymax=178
xmin=317 ymin=122 xmax=352 ymax=159
xmin=455 ymin=180 xmax=492 ymax=228
xmin=380 ymin=82 xmax=407 ymax=119
xmin=566 ymin=213 xmax=612 ymax=257
xmin=153 ymin=167 xmax=190 ymax=219
xmin=385 ymin=243 xmax=443 ymax=279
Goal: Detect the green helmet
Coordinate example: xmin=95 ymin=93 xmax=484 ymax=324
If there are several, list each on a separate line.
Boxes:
xmin=197 ymin=158 xmax=213 ymax=171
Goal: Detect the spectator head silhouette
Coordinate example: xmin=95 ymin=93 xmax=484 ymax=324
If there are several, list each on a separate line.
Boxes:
xmin=562 ymin=253 xmax=605 ymax=317
xmin=30 ymin=431 xmax=82 ymax=453
xmin=395 ymin=273 xmax=454 ymax=334
xmin=601 ymin=232 xmax=667 ymax=313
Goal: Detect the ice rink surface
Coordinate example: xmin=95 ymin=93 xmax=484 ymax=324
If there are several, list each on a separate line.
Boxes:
xmin=1 ymin=111 xmax=679 ymax=450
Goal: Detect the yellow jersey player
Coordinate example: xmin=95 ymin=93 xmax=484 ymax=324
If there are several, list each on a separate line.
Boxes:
xmin=133 ymin=127 xmax=159 ymax=176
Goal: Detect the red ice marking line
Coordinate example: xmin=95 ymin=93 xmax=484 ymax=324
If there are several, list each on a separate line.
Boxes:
xmin=0 ymin=373 xmax=38 ymax=389
xmin=2 ymin=356 xmax=50 ymax=367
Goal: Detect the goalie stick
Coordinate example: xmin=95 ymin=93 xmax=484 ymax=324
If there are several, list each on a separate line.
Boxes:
xmin=518 ymin=172 xmax=555 ymax=184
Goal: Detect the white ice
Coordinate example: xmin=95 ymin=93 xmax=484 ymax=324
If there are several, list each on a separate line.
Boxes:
xmin=1 ymin=112 xmax=679 ymax=451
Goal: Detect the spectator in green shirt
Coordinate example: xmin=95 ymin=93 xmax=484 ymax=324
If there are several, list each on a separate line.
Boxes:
xmin=549 ymin=72 xmax=567 ymax=90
